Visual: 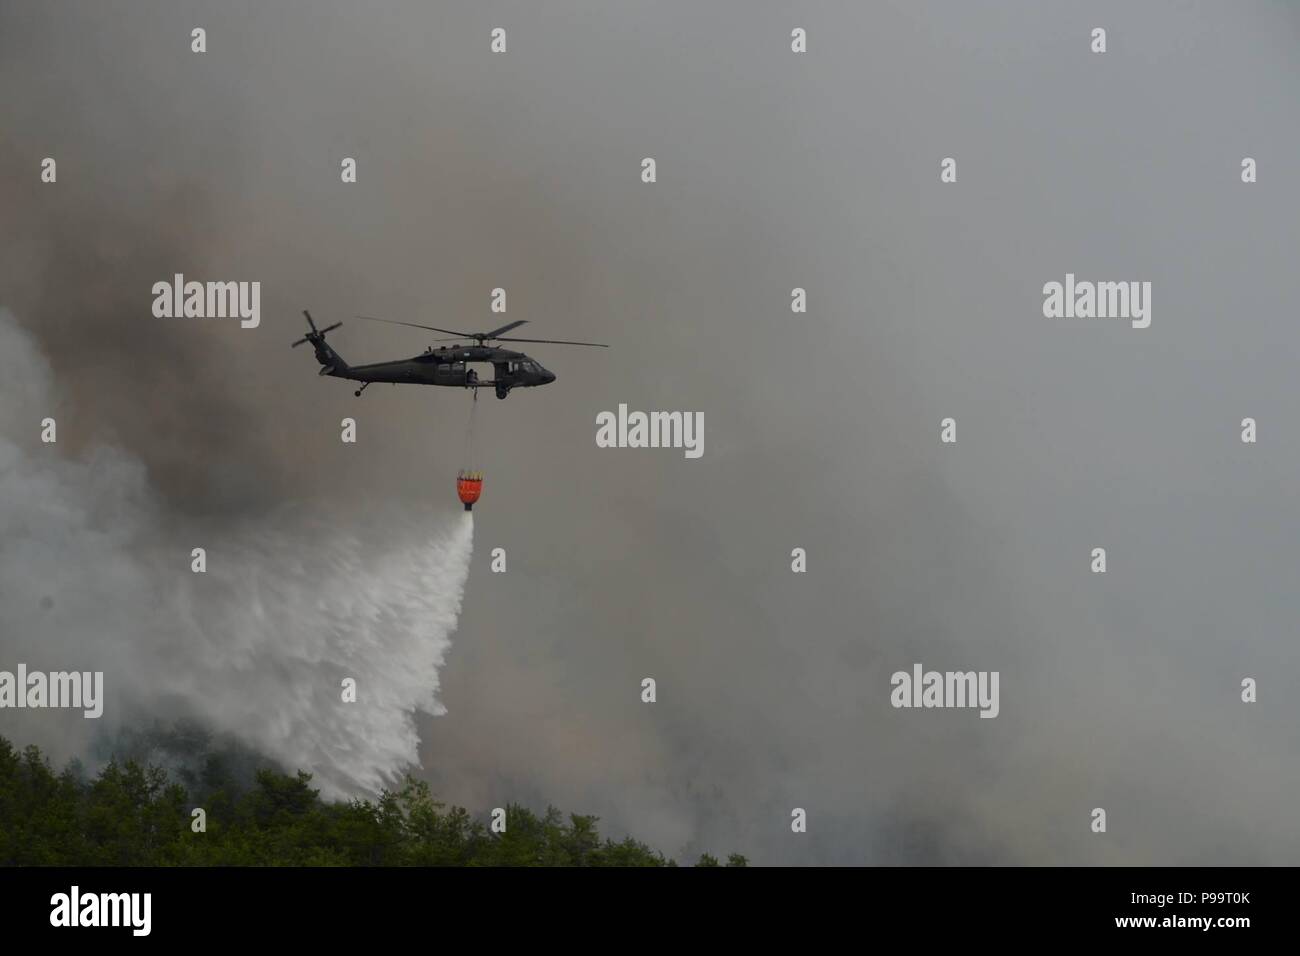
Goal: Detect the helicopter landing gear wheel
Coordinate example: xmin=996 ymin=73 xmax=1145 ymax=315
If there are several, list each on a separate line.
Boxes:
xmin=495 ymin=385 xmax=509 ymax=400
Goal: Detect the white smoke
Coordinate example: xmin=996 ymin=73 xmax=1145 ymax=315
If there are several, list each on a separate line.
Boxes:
xmin=0 ymin=308 xmax=474 ymax=796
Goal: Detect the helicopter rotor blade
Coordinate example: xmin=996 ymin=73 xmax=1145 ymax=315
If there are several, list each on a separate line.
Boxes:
xmin=355 ymin=315 xmax=475 ymax=338
xmin=494 ymin=336 xmax=609 ymax=348
xmin=481 ymin=320 xmax=528 ymax=339
xmin=354 ymin=315 xmax=607 ymax=347
xmin=319 ymin=322 xmax=342 ymax=334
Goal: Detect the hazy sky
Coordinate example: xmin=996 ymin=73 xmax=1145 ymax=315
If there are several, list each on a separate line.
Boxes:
xmin=3 ymin=1 xmax=1299 ymax=864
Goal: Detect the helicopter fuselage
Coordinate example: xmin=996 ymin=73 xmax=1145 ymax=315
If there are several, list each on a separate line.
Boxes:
xmin=293 ymin=310 xmax=601 ymax=399
xmin=318 ymin=341 xmax=554 ymax=397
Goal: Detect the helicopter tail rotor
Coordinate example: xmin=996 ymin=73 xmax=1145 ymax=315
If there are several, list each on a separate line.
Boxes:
xmin=292 ymin=310 xmax=341 ymax=347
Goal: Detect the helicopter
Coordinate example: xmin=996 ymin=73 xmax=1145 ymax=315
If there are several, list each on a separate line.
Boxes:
xmin=291 ymin=310 xmax=608 ymax=399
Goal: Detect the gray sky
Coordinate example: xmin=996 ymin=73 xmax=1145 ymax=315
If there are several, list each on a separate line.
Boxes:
xmin=2 ymin=1 xmax=1299 ymax=864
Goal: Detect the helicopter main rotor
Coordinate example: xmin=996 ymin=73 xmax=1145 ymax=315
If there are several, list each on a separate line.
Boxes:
xmin=355 ymin=315 xmax=608 ymax=348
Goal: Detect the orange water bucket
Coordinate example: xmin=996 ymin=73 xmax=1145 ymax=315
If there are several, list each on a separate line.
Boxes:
xmin=457 ymin=470 xmax=483 ymax=511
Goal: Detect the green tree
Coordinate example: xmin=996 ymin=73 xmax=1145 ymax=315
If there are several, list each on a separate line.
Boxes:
xmin=0 ymin=734 xmax=748 ymax=868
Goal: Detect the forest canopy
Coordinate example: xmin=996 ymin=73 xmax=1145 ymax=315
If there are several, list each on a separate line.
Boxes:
xmin=0 ymin=734 xmax=746 ymax=867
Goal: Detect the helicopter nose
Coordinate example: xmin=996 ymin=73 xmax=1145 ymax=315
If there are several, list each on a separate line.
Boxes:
xmin=543 ymin=370 xmax=556 ymax=384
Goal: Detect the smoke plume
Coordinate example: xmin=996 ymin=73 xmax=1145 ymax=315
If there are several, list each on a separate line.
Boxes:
xmin=0 ymin=308 xmax=474 ymax=796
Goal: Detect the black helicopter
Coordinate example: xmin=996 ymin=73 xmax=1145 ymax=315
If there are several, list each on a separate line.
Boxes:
xmin=292 ymin=310 xmax=607 ymax=399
